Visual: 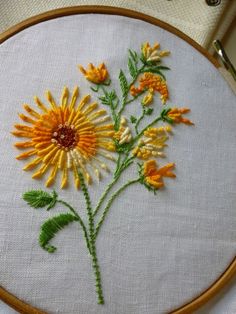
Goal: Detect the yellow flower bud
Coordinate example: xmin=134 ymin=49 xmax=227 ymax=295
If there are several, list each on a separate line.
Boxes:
xmin=142 ymin=89 xmax=154 ymax=106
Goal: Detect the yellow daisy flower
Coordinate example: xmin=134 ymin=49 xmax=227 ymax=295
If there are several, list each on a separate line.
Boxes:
xmin=12 ymin=86 xmax=116 ymax=189
xmin=132 ymin=126 xmax=172 ymax=160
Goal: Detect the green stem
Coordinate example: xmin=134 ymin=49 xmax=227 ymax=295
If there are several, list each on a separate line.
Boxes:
xmin=101 ymin=85 xmax=119 ymax=130
xmin=58 ymin=199 xmax=91 ymax=254
xmin=117 ymin=65 xmax=145 ymax=119
xmin=124 ymin=90 xmax=146 ymax=105
xmin=93 ymin=174 xmax=120 ymax=217
xmin=94 ymin=178 xmax=140 ymax=238
xmin=135 ymin=107 xmax=145 ymax=134
xmin=133 ymin=116 xmax=162 ymax=144
xmin=77 ymin=170 xmax=104 ymax=305
xmin=101 ymin=85 xmax=108 ymax=96
xmin=93 ymin=155 xmax=134 ymax=217
xmin=115 ymin=153 xmax=122 ymax=175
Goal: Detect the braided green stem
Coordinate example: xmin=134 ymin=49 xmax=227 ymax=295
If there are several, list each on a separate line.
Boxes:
xmin=58 ymin=200 xmax=91 ymax=254
xmin=77 ymin=170 xmax=104 ymax=304
xmin=94 ymin=179 xmax=140 ymax=239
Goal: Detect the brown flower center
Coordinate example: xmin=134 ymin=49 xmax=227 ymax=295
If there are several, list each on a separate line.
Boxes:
xmin=51 ymin=124 xmax=77 ymax=150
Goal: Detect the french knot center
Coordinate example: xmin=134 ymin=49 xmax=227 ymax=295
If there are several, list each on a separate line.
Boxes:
xmin=51 ymin=124 xmax=77 ymax=150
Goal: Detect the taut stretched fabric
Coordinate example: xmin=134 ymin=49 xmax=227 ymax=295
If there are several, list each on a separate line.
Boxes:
xmin=0 ymin=14 xmax=236 ymax=314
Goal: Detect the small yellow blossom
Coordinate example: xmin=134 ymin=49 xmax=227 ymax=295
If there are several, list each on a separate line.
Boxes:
xmin=113 ymin=116 xmax=132 ymax=145
xmin=143 ymin=159 xmax=175 ymax=189
xmin=142 ymin=42 xmax=170 ymax=62
xmin=79 ymin=63 xmax=108 ymax=84
xmin=132 ymin=126 xmax=171 ymax=160
xmin=167 ymin=108 xmax=194 ymax=125
xmin=142 ymin=89 xmax=154 ymax=106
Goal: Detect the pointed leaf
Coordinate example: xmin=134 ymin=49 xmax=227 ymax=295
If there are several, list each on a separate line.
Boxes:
xmin=128 ymin=58 xmax=137 ymax=78
xmin=155 ymin=66 xmax=170 ymax=71
xmin=145 ymin=108 xmax=154 ymax=116
xmin=119 ymin=70 xmax=129 ymax=97
xmin=23 ymin=190 xmax=58 ymax=210
xmin=128 ymin=49 xmax=138 ymax=64
xmin=130 ymin=115 xmax=137 ymax=123
xmin=39 ymin=213 xmax=78 ymax=253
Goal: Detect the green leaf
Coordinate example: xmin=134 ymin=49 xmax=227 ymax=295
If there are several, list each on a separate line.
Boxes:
xmin=154 ymin=66 xmax=170 ymax=71
xmin=130 ymin=115 xmax=137 ymax=123
xmin=128 ymin=58 xmax=137 ymax=78
xmin=23 ymin=190 xmax=58 ymax=210
xmin=108 ymin=90 xmax=117 ymax=101
xmin=160 ymin=107 xmax=173 ymax=124
xmin=128 ymin=49 xmax=138 ymax=64
xmin=119 ymin=70 xmax=129 ymax=97
xmin=145 ymin=108 xmax=154 ymax=116
xmin=90 ymin=86 xmax=99 ymax=92
xmin=39 ymin=213 xmax=78 ymax=253
xmin=140 ymin=53 xmax=146 ymax=64
xmin=98 ymin=95 xmax=109 ymax=105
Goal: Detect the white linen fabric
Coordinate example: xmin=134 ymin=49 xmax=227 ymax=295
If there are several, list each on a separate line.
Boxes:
xmin=0 ymin=14 xmax=236 ymax=314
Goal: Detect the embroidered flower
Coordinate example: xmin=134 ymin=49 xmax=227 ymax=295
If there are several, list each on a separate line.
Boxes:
xmin=130 ymin=85 xmax=142 ymax=97
xmin=141 ymin=88 xmax=154 ymax=106
xmin=141 ymin=42 xmax=170 ymax=63
xmin=142 ymin=159 xmax=175 ymax=189
xmin=113 ymin=116 xmax=132 ymax=145
xmin=12 ymin=86 xmax=116 ymax=189
xmin=130 ymin=73 xmax=168 ymax=104
xmin=79 ymin=63 xmax=109 ymax=84
xmin=165 ymin=108 xmax=194 ymax=125
xmin=132 ymin=126 xmax=171 ymax=160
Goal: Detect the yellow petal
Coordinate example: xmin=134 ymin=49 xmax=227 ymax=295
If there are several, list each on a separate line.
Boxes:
xmin=77 ymin=95 xmax=91 ymax=111
xmin=45 ymin=165 xmax=58 ymax=187
xmin=61 ymin=167 xmax=68 ymax=189
xmin=69 ymin=86 xmax=79 ymax=110
xmin=45 ymin=90 xmax=57 ymax=109
xmin=34 ymin=96 xmax=48 ymax=113
xmin=32 ymin=163 xmax=50 ymax=179
xmin=23 ymin=157 xmax=42 ymax=170
xmin=61 ymin=87 xmax=69 ymax=109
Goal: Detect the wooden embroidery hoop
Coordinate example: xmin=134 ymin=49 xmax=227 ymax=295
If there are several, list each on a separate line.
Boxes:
xmin=0 ymin=5 xmax=235 ymax=314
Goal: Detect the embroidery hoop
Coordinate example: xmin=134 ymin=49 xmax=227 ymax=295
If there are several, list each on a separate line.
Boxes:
xmin=0 ymin=6 xmax=235 ymax=314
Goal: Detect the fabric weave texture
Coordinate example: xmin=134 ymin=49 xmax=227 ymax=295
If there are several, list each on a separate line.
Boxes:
xmin=0 ymin=13 xmax=236 ymax=314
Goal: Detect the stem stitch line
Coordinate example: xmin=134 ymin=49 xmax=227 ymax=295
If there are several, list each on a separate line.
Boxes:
xmin=19 ymin=41 xmax=194 ymax=306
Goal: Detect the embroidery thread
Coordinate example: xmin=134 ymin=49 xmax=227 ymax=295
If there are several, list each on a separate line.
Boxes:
xmin=13 ymin=42 xmax=194 ymax=305
xmin=12 ymin=87 xmax=115 ymax=188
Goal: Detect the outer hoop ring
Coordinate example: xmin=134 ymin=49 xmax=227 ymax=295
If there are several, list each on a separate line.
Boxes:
xmin=0 ymin=5 xmax=235 ymax=314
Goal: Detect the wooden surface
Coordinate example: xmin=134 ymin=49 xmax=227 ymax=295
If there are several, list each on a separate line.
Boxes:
xmin=0 ymin=5 xmax=219 ymax=68
xmin=0 ymin=5 xmax=235 ymax=314
xmin=0 ymin=287 xmax=46 ymax=314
